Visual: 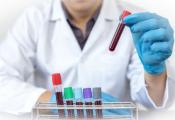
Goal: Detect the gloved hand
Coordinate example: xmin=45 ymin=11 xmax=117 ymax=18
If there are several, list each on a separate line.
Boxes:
xmin=102 ymin=92 xmax=130 ymax=115
xmin=124 ymin=12 xmax=174 ymax=74
xmin=50 ymin=91 xmax=57 ymax=102
xmin=50 ymin=92 xmax=130 ymax=115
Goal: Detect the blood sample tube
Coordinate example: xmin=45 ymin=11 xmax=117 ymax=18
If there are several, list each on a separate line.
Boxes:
xmin=64 ymin=87 xmax=75 ymax=118
xmin=109 ymin=10 xmax=131 ymax=51
xmin=74 ymin=88 xmax=84 ymax=118
xmin=83 ymin=88 xmax=93 ymax=118
xmin=93 ymin=87 xmax=103 ymax=118
xmin=51 ymin=73 xmax=65 ymax=118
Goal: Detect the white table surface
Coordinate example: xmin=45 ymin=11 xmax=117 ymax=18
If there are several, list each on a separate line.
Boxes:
xmin=1 ymin=110 xmax=175 ymax=120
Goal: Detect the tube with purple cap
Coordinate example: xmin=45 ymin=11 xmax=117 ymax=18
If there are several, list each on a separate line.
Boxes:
xmin=83 ymin=88 xmax=94 ymax=118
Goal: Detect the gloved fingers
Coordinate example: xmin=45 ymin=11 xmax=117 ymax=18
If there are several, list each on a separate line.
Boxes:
xmin=151 ymin=41 xmax=173 ymax=54
xmin=124 ymin=12 xmax=159 ymax=26
xmin=50 ymin=92 xmax=56 ymax=102
xmin=102 ymin=92 xmax=119 ymax=102
xmin=141 ymin=52 xmax=167 ymax=64
xmin=130 ymin=18 xmax=168 ymax=33
xmin=141 ymin=41 xmax=151 ymax=52
xmin=131 ymin=32 xmax=144 ymax=45
xmin=158 ymin=17 xmax=174 ymax=34
xmin=140 ymin=28 xmax=170 ymax=42
xmin=141 ymin=41 xmax=172 ymax=63
xmin=124 ymin=12 xmax=174 ymax=33
xmin=103 ymin=109 xmax=131 ymax=115
xmin=101 ymin=93 xmax=131 ymax=115
xmin=141 ymin=40 xmax=173 ymax=53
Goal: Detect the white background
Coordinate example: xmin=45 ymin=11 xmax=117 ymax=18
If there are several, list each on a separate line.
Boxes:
xmin=0 ymin=0 xmax=175 ymax=119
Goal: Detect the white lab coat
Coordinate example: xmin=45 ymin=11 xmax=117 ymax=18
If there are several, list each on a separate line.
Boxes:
xmin=0 ymin=0 xmax=174 ymax=115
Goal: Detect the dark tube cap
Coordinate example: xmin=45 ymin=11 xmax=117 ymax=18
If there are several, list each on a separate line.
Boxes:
xmin=93 ymin=87 xmax=102 ymax=99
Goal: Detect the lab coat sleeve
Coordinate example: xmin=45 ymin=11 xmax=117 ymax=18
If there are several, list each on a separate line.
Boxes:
xmin=127 ymin=48 xmax=175 ymax=109
xmin=0 ymin=8 xmax=46 ymax=115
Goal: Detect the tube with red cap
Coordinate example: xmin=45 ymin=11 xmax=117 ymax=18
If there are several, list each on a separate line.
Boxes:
xmin=109 ymin=10 xmax=131 ymax=51
xmin=52 ymin=73 xmax=65 ymax=118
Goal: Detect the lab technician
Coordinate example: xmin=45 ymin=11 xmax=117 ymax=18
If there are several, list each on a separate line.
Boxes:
xmin=0 ymin=0 xmax=174 ymax=115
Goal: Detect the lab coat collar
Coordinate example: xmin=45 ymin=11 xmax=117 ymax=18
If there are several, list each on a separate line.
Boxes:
xmin=50 ymin=0 xmax=65 ymax=21
xmin=50 ymin=0 xmax=120 ymax=22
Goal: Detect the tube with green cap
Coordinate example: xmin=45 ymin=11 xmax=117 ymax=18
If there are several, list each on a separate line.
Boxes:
xmin=64 ymin=87 xmax=75 ymax=118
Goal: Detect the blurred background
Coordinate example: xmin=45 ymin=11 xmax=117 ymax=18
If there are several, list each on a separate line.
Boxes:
xmin=0 ymin=0 xmax=174 ymax=38
xmin=0 ymin=0 xmax=175 ymax=110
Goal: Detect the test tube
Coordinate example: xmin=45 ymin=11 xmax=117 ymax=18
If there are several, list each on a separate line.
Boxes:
xmin=93 ymin=87 xmax=103 ymax=118
xmin=74 ymin=88 xmax=84 ymax=118
xmin=109 ymin=10 xmax=131 ymax=51
xmin=64 ymin=87 xmax=75 ymax=118
xmin=51 ymin=73 xmax=65 ymax=118
xmin=83 ymin=88 xmax=93 ymax=118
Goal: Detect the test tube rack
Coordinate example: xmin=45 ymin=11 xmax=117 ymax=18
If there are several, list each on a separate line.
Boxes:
xmin=32 ymin=102 xmax=138 ymax=120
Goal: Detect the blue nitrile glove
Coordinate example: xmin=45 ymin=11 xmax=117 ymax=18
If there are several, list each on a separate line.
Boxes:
xmin=50 ymin=92 xmax=58 ymax=113
xmin=50 ymin=92 xmax=57 ymax=102
xmin=102 ymin=92 xmax=131 ymax=115
xmin=124 ymin=12 xmax=174 ymax=74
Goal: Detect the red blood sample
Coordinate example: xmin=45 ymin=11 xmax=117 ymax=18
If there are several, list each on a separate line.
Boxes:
xmin=74 ymin=88 xmax=84 ymax=118
xmin=109 ymin=10 xmax=131 ymax=51
xmin=52 ymin=73 xmax=65 ymax=118
xmin=93 ymin=87 xmax=103 ymax=118
xmin=85 ymin=102 xmax=93 ymax=118
xmin=76 ymin=101 xmax=84 ymax=118
xmin=55 ymin=92 xmax=65 ymax=118
xmin=94 ymin=100 xmax=103 ymax=118
xmin=64 ymin=87 xmax=75 ymax=118
xmin=66 ymin=100 xmax=74 ymax=118
xmin=83 ymin=88 xmax=94 ymax=118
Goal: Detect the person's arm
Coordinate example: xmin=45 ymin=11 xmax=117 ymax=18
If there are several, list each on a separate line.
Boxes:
xmin=127 ymin=48 xmax=172 ymax=109
xmin=37 ymin=91 xmax=52 ymax=102
xmin=125 ymin=12 xmax=174 ymax=108
xmin=144 ymin=72 xmax=166 ymax=106
xmin=0 ymin=7 xmax=46 ymax=115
